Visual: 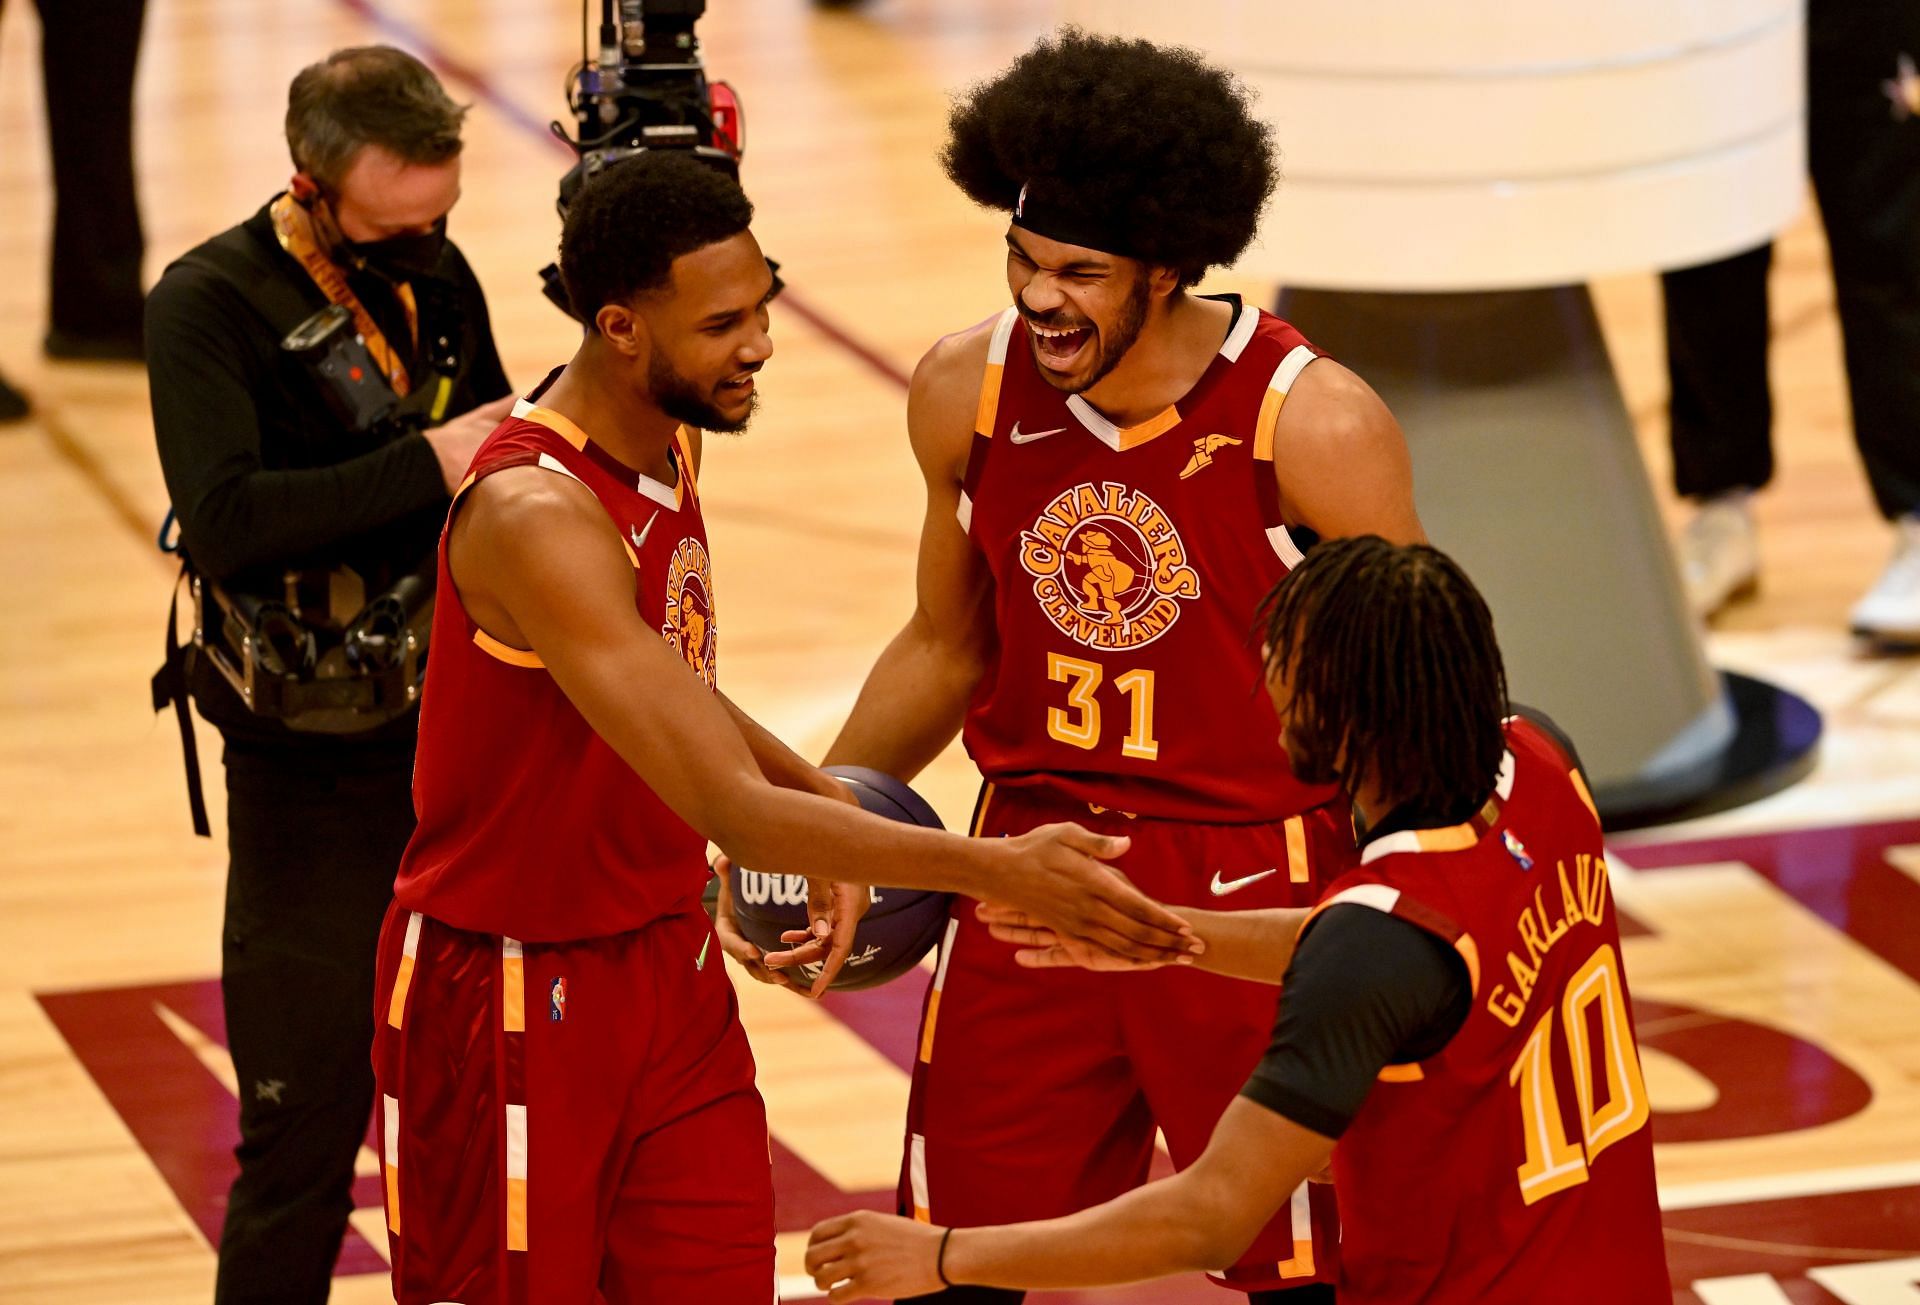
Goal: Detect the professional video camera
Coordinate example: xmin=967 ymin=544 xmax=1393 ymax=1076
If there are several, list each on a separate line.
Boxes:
xmin=539 ymin=0 xmax=748 ymax=319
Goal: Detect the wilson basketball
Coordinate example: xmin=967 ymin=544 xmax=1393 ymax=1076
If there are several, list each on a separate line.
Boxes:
xmin=710 ymin=765 xmax=952 ymax=991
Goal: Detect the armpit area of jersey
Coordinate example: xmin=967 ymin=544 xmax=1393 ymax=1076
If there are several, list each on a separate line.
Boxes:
xmin=1238 ymin=904 xmax=1472 ymax=1138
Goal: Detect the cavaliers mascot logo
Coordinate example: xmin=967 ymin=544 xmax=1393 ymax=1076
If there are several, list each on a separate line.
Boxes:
xmin=1019 ymin=481 xmax=1201 ymax=649
xmin=662 ymin=537 xmax=718 ymax=687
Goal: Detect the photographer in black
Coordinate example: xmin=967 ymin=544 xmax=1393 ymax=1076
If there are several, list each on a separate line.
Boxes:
xmin=146 ymin=46 xmax=511 ymax=1303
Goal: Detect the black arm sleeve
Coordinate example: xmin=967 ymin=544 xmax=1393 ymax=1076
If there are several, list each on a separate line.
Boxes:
xmin=145 ymin=265 xmax=448 ymax=581
xmin=1238 ymin=905 xmax=1472 ymax=1139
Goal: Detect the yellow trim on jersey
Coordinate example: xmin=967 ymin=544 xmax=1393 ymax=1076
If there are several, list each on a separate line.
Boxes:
xmin=1569 ymin=767 xmax=1600 ymax=825
xmin=974 ymin=308 xmax=1020 ymax=437
xmin=1254 ymin=344 xmax=1318 ymax=462
xmin=1377 ymin=1062 xmax=1425 ymax=1083
xmin=974 ymin=361 xmax=1005 ymax=438
xmin=1414 ymin=823 xmax=1481 ymax=854
xmin=518 ymin=403 xmax=590 ymax=451
xmin=386 ymin=912 xmax=424 ymax=1029
xmin=970 ymin=783 xmax=997 ymax=837
xmin=473 ymin=627 xmax=545 ymax=669
xmin=502 ymin=938 xmax=526 ymax=1033
xmin=1455 ymin=933 xmax=1483 ymax=996
xmin=674 ymin=424 xmax=699 ymax=502
xmin=1284 ymin=815 xmax=1310 ymax=883
xmin=1253 ymin=386 xmax=1287 ymax=463
xmin=1113 ymin=404 xmax=1183 ymax=451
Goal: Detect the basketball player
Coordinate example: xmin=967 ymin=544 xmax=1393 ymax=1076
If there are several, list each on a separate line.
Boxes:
xmin=370 ymin=152 xmax=1197 ymax=1304
xmin=736 ymin=30 xmax=1425 ymax=1303
xmin=804 ymin=538 xmax=1672 ymax=1304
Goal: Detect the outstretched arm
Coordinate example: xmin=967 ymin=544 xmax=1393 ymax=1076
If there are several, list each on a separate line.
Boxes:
xmin=978 ymin=901 xmax=1310 ymax=985
xmin=449 ymin=469 xmax=1198 ymax=970
xmin=805 ymin=1098 xmax=1329 ymax=1300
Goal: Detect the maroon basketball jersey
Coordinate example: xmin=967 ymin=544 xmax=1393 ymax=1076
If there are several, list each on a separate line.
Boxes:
xmin=394 ymin=392 xmax=719 ymax=942
xmin=1307 ymin=718 xmax=1669 ymax=1304
xmin=960 ymin=297 xmax=1334 ymax=822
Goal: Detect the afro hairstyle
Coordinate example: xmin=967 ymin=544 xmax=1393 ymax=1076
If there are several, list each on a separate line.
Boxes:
xmin=559 ymin=150 xmax=754 ymax=328
xmin=943 ymin=27 xmax=1278 ymax=286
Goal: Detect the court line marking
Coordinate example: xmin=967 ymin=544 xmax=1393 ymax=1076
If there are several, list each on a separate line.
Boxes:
xmin=1659 ymin=1159 xmax=1920 ymax=1211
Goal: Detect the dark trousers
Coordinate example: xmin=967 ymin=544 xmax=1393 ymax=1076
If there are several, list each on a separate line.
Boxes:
xmin=215 ymin=745 xmax=415 ymax=1305
xmin=1 ymin=0 xmax=147 ymax=339
xmin=1661 ymin=0 xmax=1920 ymax=520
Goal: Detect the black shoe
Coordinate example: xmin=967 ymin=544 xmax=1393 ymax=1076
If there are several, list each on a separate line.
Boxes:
xmin=44 ymin=328 xmax=145 ymax=363
xmin=0 ymin=371 xmax=27 ymax=423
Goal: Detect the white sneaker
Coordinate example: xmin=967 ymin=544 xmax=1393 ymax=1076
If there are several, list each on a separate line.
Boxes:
xmin=1677 ymin=492 xmax=1759 ymax=619
xmin=1849 ymin=514 xmax=1920 ymax=645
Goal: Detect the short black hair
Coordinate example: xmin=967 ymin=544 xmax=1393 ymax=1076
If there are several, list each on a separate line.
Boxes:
xmin=1260 ymin=537 xmax=1509 ymax=816
xmin=559 ymin=151 xmax=754 ymax=328
xmin=286 ymin=46 xmax=467 ymax=189
xmin=943 ymin=27 xmax=1278 ymax=286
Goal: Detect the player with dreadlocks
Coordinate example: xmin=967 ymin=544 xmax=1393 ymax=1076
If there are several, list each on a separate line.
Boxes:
xmin=721 ymin=27 xmax=1425 ymax=1305
xmin=805 ymin=537 xmax=1671 ymax=1305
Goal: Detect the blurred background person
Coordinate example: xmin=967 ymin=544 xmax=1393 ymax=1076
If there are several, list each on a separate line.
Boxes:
xmin=1667 ymin=0 xmax=1920 ymax=645
xmin=0 ymin=0 xmax=148 ymax=423
xmin=145 ymin=45 xmax=511 ymax=1304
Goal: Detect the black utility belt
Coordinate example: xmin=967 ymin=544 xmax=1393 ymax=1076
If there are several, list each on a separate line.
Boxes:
xmin=192 ymin=566 xmax=433 ymax=734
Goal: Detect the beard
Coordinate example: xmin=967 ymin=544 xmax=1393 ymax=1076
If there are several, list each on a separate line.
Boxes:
xmin=1030 ymin=273 xmax=1152 ymax=395
xmin=650 ymin=350 xmax=757 ymax=434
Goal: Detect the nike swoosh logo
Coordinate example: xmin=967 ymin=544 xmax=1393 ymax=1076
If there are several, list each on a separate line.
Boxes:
xmin=1209 ymin=868 xmax=1279 ymax=897
xmin=631 ymin=510 xmax=660 ymax=552
xmin=1010 ymin=423 xmax=1068 ymax=445
xmin=695 ymin=933 xmax=712 ymax=971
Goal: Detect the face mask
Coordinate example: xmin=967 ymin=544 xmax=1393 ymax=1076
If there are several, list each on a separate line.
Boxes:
xmin=341 ymin=218 xmax=449 ymax=283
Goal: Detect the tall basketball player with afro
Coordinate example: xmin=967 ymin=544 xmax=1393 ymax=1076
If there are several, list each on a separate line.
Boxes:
xmin=716 ymin=29 xmax=1424 ymax=1304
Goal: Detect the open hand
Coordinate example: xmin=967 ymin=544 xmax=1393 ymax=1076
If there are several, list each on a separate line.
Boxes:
xmin=975 ymin=900 xmax=1184 ymax=971
xmin=986 ymin=822 xmax=1203 ymax=965
xmin=762 ymin=877 xmax=872 ymax=996
xmin=710 ymin=856 xmax=811 ymax=994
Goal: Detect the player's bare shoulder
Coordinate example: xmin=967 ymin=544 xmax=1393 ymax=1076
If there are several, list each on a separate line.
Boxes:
xmin=1271 ymin=358 xmax=1424 ymax=544
xmin=908 ymin=315 xmax=999 ymax=484
xmin=450 ymin=465 xmax=622 ymax=639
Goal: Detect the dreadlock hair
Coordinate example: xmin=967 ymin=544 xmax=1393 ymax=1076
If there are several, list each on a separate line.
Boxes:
xmin=942 ymin=27 xmax=1278 ymax=286
xmin=1259 ymin=537 xmax=1509 ymax=817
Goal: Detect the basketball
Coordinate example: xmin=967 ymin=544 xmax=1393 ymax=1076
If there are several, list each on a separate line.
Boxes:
xmin=708 ymin=765 xmax=953 ymax=991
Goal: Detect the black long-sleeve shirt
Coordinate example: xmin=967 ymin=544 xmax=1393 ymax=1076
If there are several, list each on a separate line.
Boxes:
xmin=148 ymin=199 xmax=510 ymax=748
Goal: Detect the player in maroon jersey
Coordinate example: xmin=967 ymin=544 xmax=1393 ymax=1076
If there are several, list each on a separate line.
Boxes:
xmin=803 ymin=537 xmax=1672 ymax=1303
xmin=370 ymin=152 xmax=1200 ymax=1305
xmin=714 ymin=30 xmax=1423 ymax=1303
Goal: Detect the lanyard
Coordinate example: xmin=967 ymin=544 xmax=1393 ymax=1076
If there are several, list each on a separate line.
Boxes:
xmin=269 ymin=193 xmax=416 ymax=398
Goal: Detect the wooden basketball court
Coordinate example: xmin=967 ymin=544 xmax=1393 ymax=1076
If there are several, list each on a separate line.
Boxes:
xmin=2 ymin=2 xmax=1918 ymax=1301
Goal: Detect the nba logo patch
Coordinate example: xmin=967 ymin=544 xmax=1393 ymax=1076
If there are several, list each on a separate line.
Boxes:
xmin=549 ymin=976 xmax=567 ymax=1022
xmin=1502 ymin=830 xmax=1534 ymax=871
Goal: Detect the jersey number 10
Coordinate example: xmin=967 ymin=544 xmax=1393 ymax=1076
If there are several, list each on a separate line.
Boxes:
xmin=1508 ymin=943 xmax=1653 ymax=1205
xmin=1047 ymin=653 xmax=1159 ymax=761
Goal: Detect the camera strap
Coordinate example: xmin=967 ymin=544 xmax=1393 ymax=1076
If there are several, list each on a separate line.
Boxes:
xmin=269 ymin=192 xmax=415 ymax=397
xmin=150 ymin=563 xmax=212 ymax=837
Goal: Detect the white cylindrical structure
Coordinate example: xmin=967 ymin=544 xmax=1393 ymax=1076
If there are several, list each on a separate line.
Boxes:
xmin=1065 ymin=0 xmax=1806 ymax=290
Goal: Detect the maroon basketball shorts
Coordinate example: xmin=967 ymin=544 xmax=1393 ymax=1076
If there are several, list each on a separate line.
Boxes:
xmin=899 ymin=784 xmax=1341 ymax=1293
xmin=372 ymin=902 xmax=775 ymax=1304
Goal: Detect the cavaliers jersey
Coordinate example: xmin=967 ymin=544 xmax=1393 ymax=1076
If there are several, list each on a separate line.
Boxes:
xmin=1303 ymin=719 xmax=1669 ymax=1304
xmin=393 ymin=387 xmax=720 ymax=942
xmin=960 ymin=296 xmax=1334 ymax=822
